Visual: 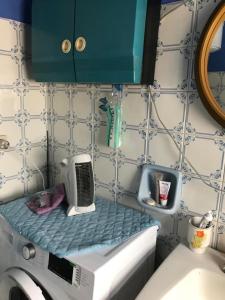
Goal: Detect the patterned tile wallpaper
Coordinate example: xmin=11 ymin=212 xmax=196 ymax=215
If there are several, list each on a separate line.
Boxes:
xmin=0 ymin=18 xmax=47 ymax=202
xmin=47 ymin=0 xmax=225 ymax=259
xmin=1 ymin=0 xmax=225 ymax=259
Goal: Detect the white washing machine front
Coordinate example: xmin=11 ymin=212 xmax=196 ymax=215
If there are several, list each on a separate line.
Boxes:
xmin=0 ymin=268 xmax=53 ymax=300
xmin=0 ymin=217 xmax=15 ymax=274
xmin=0 ymin=217 xmax=72 ymax=300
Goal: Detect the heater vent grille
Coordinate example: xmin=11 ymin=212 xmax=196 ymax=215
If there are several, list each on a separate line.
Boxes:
xmin=73 ymin=264 xmax=81 ymax=287
xmin=75 ymin=162 xmax=94 ymax=206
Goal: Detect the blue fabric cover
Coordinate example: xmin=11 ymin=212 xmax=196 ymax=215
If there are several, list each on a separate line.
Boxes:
xmin=0 ymin=197 xmax=160 ymax=257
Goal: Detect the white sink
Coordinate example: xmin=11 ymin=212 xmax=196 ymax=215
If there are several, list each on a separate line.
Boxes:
xmin=136 ymin=244 xmax=225 ymax=300
xmin=163 ymin=268 xmax=225 ymax=300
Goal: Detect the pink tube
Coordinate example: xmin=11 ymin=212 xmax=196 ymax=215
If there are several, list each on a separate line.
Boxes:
xmin=159 ymin=181 xmax=171 ymax=207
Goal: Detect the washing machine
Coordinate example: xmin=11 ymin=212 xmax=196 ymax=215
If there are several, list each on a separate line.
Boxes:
xmin=0 ymin=216 xmax=66 ymax=300
xmin=0 ymin=216 xmax=158 ymax=300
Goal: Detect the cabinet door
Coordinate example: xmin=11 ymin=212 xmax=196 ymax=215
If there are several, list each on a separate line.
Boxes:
xmin=74 ymin=0 xmax=147 ymax=83
xmin=32 ymin=0 xmax=76 ymax=82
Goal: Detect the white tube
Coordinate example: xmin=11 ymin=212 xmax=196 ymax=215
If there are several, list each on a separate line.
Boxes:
xmin=159 ymin=181 xmax=171 ymax=207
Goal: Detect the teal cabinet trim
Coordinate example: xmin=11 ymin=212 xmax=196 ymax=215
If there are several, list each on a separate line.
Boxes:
xmin=133 ymin=0 xmax=148 ymax=83
xmin=142 ymin=0 xmax=160 ymax=84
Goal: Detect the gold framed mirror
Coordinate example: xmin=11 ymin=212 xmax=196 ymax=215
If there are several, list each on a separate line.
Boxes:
xmin=196 ymin=2 xmax=225 ymax=127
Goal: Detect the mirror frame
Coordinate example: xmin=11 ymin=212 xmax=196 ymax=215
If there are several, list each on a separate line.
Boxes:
xmin=196 ymin=2 xmax=225 ymax=127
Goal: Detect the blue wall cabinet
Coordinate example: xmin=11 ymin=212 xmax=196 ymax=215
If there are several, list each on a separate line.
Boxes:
xmin=32 ymin=0 xmax=160 ymax=84
xmin=32 ymin=0 xmax=76 ymax=82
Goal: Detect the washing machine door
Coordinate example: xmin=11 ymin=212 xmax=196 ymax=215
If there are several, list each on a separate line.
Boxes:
xmin=0 ymin=268 xmax=53 ymax=300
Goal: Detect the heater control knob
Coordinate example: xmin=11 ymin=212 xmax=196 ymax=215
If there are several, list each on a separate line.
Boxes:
xmin=22 ymin=244 xmax=36 ymax=260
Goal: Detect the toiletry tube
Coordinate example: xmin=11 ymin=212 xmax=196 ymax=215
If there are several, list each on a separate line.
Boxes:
xmin=187 ymin=216 xmax=213 ymax=254
xmin=151 ymin=172 xmax=164 ymax=204
xmin=159 ymin=181 xmax=171 ymax=206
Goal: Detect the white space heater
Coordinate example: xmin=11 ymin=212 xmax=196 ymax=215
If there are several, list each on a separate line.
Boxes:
xmin=61 ymin=154 xmax=95 ymax=216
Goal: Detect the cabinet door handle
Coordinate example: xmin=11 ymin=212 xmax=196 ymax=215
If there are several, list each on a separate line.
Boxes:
xmin=61 ymin=39 xmax=72 ymax=54
xmin=75 ymin=37 xmax=86 ymax=52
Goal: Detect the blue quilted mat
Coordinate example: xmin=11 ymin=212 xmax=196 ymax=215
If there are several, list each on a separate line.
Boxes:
xmin=0 ymin=197 xmax=160 ymax=257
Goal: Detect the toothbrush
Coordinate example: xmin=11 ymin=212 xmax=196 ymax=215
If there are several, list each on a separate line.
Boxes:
xmin=113 ymin=102 xmax=122 ymax=148
xmin=199 ymin=211 xmax=213 ymax=229
xmin=107 ymin=106 xmax=113 ymax=147
xmin=112 ymin=84 xmax=123 ymax=149
xmin=99 ymin=98 xmax=113 ymax=147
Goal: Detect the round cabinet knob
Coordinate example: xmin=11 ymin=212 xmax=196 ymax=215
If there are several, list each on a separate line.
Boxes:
xmin=22 ymin=244 xmax=36 ymax=260
xmin=61 ymin=39 xmax=72 ymax=54
xmin=75 ymin=37 xmax=86 ymax=52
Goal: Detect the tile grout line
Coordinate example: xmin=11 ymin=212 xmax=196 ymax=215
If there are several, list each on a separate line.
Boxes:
xmin=145 ymin=86 xmax=152 ymax=163
xmin=91 ymin=88 xmax=95 ymax=165
xmin=69 ymin=86 xmax=74 ymax=157
xmin=18 ymin=20 xmax=28 ymax=195
xmin=171 ymin=0 xmax=197 ymax=238
xmin=214 ymin=152 xmax=225 ymax=248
